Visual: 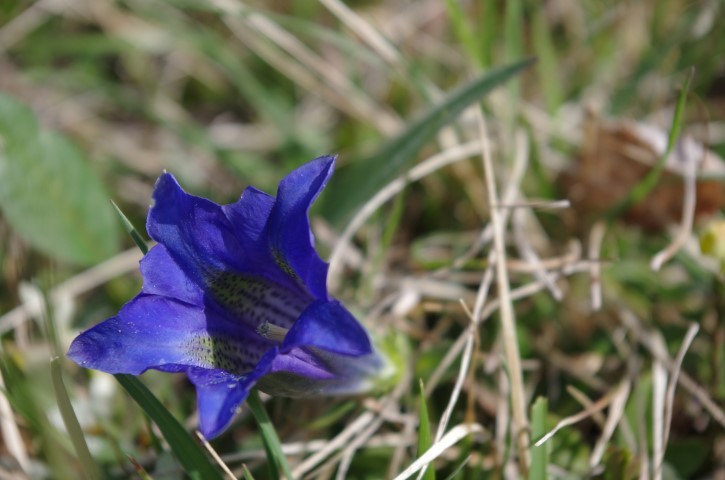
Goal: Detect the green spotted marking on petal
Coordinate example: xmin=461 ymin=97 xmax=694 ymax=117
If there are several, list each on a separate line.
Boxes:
xmin=272 ymin=248 xmax=299 ymax=281
xmin=206 ymin=271 xmax=311 ymax=329
xmin=184 ymin=333 xmax=266 ymax=374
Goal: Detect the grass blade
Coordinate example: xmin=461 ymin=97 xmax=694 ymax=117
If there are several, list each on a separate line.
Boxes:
xmin=50 ymin=358 xmax=103 ymax=480
xmin=247 ymin=389 xmax=293 ymax=480
xmin=416 ymin=379 xmax=435 ymax=480
xmin=114 ymin=374 xmax=222 ymax=480
xmin=111 ymin=201 xmax=149 ymax=255
xmin=529 ymin=396 xmax=549 ymax=480
xmin=606 ymin=68 xmax=694 ymax=222
xmin=531 ymin=7 xmax=563 ymax=113
xmin=444 ymin=0 xmax=483 ymax=67
xmin=322 ymin=57 xmax=536 ymax=225
xmin=241 ymin=464 xmax=256 ymax=480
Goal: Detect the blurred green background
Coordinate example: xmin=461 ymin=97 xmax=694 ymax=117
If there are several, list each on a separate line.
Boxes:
xmin=0 ymin=0 xmax=723 ymax=478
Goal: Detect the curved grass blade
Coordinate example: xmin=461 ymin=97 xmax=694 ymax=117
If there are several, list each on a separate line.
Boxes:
xmin=416 ymin=379 xmax=435 ymax=480
xmin=50 ymin=358 xmax=103 ymax=480
xmin=247 ymin=390 xmax=293 ymax=480
xmin=322 ymin=57 xmax=536 ymax=225
xmin=114 ymin=374 xmax=222 ymax=480
xmin=606 ymin=68 xmax=694 ymax=222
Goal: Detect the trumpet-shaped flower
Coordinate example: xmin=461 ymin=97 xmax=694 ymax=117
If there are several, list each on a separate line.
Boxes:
xmin=68 ymin=156 xmax=389 ymax=438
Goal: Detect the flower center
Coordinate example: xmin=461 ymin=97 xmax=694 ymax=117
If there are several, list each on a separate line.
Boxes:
xmin=256 ymin=321 xmax=290 ymax=342
xmin=207 ymin=272 xmax=311 ymax=330
xmin=188 ymin=271 xmax=311 ymax=375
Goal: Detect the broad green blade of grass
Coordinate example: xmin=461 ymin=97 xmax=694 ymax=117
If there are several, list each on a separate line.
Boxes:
xmin=529 ymin=396 xmax=549 ymax=480
xmin=416 ymin=380 xmax=435 ymax=480
xmin=50 ymin=358 xmax=103 ymax=480
xmin=114 ymin=374 xmax=223 ymax=480
xmin=247 ymin=390 xmax=293 ymax=480
xmin=0 ymin=94 xmax=120 ymax=266
xmin=321 ymin=57 xmax=536 ymax=225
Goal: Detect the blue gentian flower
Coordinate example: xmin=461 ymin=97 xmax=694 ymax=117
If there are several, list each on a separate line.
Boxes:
xmin=68 ymin=156 xmax=389 ymax=439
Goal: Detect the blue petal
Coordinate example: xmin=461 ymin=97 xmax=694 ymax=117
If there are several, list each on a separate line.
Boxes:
xmin=67 ymin=294 xmax=272 ymax=375
xmin=189 ymin=349 xmax=276 ymax=438
xmin=266 ymin=156 xmax=336 ymax=300
xmin=146 ymin=173 xmax=246 ymax=287
xmin=145 ymin=174 xmax=313 ymax=324
xmin=269 ymin=347 xmax=336 ymax=380
xmin=222 ymin=186 xmax=274 ymax=252
xmin=67 ymin=295 xmax=208 ymax=374
xmin=260 ymin=347 xmax=384 ymax=397
xmin=282 ymin=300 xmax=372 ymax=357
xmin=140 ymin=244 xmax=203 ymax=306
xmin=220 ymin=186 xmax=299 ymax=293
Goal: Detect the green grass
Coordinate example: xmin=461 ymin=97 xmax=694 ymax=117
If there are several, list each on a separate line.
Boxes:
xmin=0 ymin=1 xmax=723 ymax=478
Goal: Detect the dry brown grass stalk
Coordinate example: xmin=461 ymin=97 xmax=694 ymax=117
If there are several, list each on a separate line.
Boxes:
xmin=475 ymin=107 xmax=529 ymax=471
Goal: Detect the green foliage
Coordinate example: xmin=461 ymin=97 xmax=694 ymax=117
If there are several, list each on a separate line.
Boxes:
xmin=1 ymin=1 xmax=723 ymax=478
xmin=529 ymin=397 xmax=549 ymax=480
xmin=322 ymin=57 xmax=536 ymax=225
xmin=0 ymin=94 xmax=120 ymax=266
xmin=50 ymin=358 xmax=102 ymax=480
xmin=606 ymin=68 xmax=694 ymax=222
xmin=114 ymin=374 xmax=223 ymax=480
xmin=246 ymin=389 xmax=293 ymax=480
xmin=602 ymin=446 xmax=639 ymax=480
xmin=417 ymin=380 xmax=435 ymax=480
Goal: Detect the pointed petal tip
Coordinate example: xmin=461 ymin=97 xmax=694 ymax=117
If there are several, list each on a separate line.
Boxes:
xmin=155 ymin=171 xmax=177 ymax=185
xmin=66 ymin=331 xmax=101 ymax=369
xmin=313 ymin=154 xmax=337 ymax=169
xmin=198 ymin=411 xmax=235 ymax=440
xmin=292 ymin=154 xmax=337 ymax=185
xmin=192 ymin=349 xmax=278 ymax=438
xmin=152 ymin=172 xmax=183 ymax=201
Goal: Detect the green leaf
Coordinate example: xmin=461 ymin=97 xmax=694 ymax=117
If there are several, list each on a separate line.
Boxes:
xmin=247 ymin=390 xmax=293 ymax=480
xmin=321 ymin=58 xmax=536 ymax=225
xmin=529 ymin=396 xmax=549 ymax=480
xmin=114 ymin=374 xmax=222 ymax=480
xmin=416 ymin=379 xmax=435 ymax=480
xmin=0 ymin=93 xmax=119 ymax=265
